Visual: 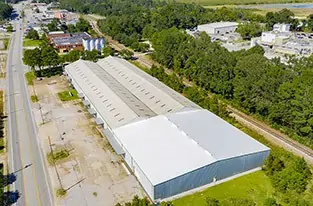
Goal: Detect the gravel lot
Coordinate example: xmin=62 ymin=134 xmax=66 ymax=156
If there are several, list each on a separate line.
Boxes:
xmin=30 ymin=75 xmax=144 ymax=206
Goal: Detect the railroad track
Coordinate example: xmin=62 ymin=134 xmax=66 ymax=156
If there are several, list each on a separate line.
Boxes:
xmin=228 ymin=107 xmax=313 ymax=160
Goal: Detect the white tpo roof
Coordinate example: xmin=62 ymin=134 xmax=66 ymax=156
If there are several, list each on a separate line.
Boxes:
xmin=198 ymin=22 xmax=239 ymax=30
xmin=113 ymin=109 xmax=270 ymax=186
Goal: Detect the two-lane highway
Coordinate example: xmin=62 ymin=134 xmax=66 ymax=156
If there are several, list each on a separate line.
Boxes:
xmin=6 ymin=4 xmax=53 ymax=206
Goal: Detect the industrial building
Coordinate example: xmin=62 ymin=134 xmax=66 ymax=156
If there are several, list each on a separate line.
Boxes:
xmin=82 ymin=38 xmax=105 ymax=51
xmin=197 ymin=22 xmax=239 ymax=35
xmin=50 ymin=32 xmax=91 ymax=53
xmin=64 ymin=56 xmax=270 ymax=202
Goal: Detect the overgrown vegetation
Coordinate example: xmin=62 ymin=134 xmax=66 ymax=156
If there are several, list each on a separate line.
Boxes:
xmin=31 ymin=95 xmax=39 ymax=103
xmin=58 ymin=89 xmax=79 ymax=101
xmin=25 ymin=28 xmax=40 ymax=40
xmin=25 ymin=71 xmax=36 ymax=85
xmin=47 ymin=149 xmax=70 ymax=165
xmin=56 ymin=187 xmax=67 ymax=197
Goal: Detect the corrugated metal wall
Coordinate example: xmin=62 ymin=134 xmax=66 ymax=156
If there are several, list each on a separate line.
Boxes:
xmin=123 ymin=148 xmax=155 ymax=200
xmin=154 ymin=150 xmax=270 ymax=200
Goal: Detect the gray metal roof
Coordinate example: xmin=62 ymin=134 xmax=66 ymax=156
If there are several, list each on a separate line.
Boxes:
xmin=53 ymin=32 xmax=90 ymax=46
xmin=65 ymin=56 xmax=200 ymax=129
xmin=97 ymin=56 xmax=200 ymax=114
xmin=65 ymin=60 xmax=143 ymax=128
xmin=166 ymin=109 xmax=270 ymax=160
xmin=198 ymin=22 xmax=239 ymax=29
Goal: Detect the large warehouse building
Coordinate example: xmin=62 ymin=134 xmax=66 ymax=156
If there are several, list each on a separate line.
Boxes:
xmin=64 ymin=56 xmax=270 ymax=202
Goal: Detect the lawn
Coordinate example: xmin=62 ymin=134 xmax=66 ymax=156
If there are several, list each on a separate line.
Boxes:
xmin=172 ymin=171 xmax=274 ymax=206
xmin=177 ymin=0 xmax=313 ymax=6
xmin=23 ymin=38 xmax=44 ymax=47
xmin=57 ymin=89 xmax=79 ymax=101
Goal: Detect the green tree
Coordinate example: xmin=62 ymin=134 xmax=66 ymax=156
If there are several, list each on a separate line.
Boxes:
xmin=26 ymin=28 xmax=39 ymax=40
xmin=40 ymin=43 xmax=60 ymax=68
xmin=82 ymin=49 xmax=101 ymax=61
xmin=63 ymin=50 xmax=81 ymax=62
xmin=75 ymin=17 xmax=91 ymax=32
xmin=102 ymin=46 xmax=114 ymax=57
xmin=236 ymin=22 xmax=263 ymax=40
xmin=264 ymin=198 xmax=280 ymax=206
xmin=23 ymin=48 xmax=43 ymax=69
xmin=263 ymin=154 xmax=285 ymax=176
xmin=47 ymin=18 xmax=60 ymax=31
xmin=119 ymin=49 xmax=133 ymax=60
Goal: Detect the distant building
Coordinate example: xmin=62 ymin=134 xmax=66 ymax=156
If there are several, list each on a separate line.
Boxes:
xmin=82 ymin=38 xmax=105 ymax=51
xmin=50 ymin=32 xmax=91 ymax=53
xmin=261 ymin=31 xmax=291 ymax=46
xmin=273 ymin=23 xmax=290 ymax=33
xmin=197 ymin=22 xmax=239 ymax=35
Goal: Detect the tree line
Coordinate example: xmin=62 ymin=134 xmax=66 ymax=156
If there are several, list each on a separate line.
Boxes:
xmin=149 ymin=26 xmax=313 ymax=148
xmin=0 ymin=2 xmax=13 ymax=20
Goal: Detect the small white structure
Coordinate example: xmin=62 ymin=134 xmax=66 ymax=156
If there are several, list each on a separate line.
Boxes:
xmin=273 ymin=23 xmax=290 ymax=33
xmin=261 ymin=31 xmax=291 ymax=46
xmin=82 ymin=38 xmax=105 ymax=51
xmin=197 ymin=22 xmax=238 ymax=35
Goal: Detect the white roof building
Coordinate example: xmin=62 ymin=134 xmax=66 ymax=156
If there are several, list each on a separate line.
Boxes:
xmin=114 ymin=109 xmax=270 ymax=201
xmin=198 ymin=22 xmax=239 ymax=35
xmin=65 ymin=56 xmax=270 ymax=202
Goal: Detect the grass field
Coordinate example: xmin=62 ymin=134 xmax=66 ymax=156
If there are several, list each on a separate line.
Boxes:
xmin=23 ymin=38 xmax=44 ymax=47
xmin=177 ymin=0 xmax=313 ymax=6
xmin=173 ymin=171 xmax=274 ymax=206
xmin=58 ymin=89 xmax=79 ymax=101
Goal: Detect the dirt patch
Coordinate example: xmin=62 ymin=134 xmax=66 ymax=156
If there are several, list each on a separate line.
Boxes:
xmin=30 ymin=75 xmax=144 ymax=206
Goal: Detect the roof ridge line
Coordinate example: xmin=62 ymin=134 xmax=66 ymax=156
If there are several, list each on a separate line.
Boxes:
xmin=163 ymin=115 xmax=214 ymax=158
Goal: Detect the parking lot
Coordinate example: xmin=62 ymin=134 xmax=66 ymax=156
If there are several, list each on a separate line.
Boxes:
xmin=30 ymin=75 xmax=144 ymax=206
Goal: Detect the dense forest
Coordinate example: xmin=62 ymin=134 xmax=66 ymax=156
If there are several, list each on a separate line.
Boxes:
xmin=0 ymin=2 xmax=13 ymax=21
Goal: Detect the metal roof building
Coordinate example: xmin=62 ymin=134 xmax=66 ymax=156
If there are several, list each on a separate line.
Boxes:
xmin=65 ymin=56 xmax=270 ymax=202
xmin=198 ymin=22 xmax=239 ymax=35
xmin=113 ymin=109 xmax=270 ymax=201
xmin=64 ymin=56 xmax=200 ymax=130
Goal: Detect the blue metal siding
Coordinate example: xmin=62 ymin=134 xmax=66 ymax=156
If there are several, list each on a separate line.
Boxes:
xmin=154 ymin=150 xmax=270 ymax=200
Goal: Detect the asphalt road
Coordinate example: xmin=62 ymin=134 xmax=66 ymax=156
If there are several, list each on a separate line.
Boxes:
xmin=6 ymin=3 xmax=53 ymax=206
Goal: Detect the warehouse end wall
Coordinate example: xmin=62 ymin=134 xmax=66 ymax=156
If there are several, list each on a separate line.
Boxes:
xmin=154 ymin=150 xmax=270 ymax=200
xmin=122 ymin=147 xmax=155 ymax=200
